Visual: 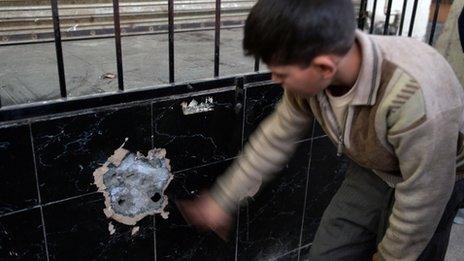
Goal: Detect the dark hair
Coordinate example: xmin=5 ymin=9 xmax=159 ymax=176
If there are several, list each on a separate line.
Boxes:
xmin=243 ymin=0 xmax=356 ymax=66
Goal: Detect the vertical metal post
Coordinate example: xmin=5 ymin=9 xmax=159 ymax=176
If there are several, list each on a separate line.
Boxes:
xmin=214 ymin=0 xmax=221 ymax=77
xmin=168 ymin=0 xmax=175 ymax=83
xmin=254 ymin=57 xmax=260 ymax=72
xmin=358 ymin=0 xmax=368 ymax=30
xmin=50 ymin=0 xmax=67 ymax=98
xmin=408 ymin=0 xmax=419 ymax=37
xmin=428 ymin=0 xmax=441 ymax=45
xmin=383 ymin=0 xmax=393 ymax=35
xmin=369 ymin=0 xmax=378 ymax=34
xmin=398 ymin=0 xmax=408 ymax=36
xmin=112 ymin=0 xmax=124 ymax=91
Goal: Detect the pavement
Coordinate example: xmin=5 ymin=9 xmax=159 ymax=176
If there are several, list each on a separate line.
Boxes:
xmin=0 ymin=28 xmax=255 ymax=106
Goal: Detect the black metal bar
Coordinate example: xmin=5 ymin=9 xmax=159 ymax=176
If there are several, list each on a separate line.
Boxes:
xmin=398 ymin=0 xmax=408 ymax=36
xmin=0 ymin=25 xmax=245 ymax=47
xmin=254 ymin=57 xmax=260 ymax=72
xmin=50 ymin=0 xmax=67 ymax=98
xmin=408 ymin=0 xmax=419 ymax=37
xmin=0 ymin=73 xmax=272 ymax=123
xmin=369 ymin=0 xmax=378 ymax=34
xmin=358 ymin=0 xmax=368 ymax=30
xmin=168 ymin=0 xmax=175 ymax=83
xmin=428 ymin=0 xmax=441 ymax=45
xmin=214 ymin=0 xmax=221 ymax=77
xmin=112 ymin=0 xmax=124 ymax=91
xmin=383 ymin=0 xmax=393 ymax=35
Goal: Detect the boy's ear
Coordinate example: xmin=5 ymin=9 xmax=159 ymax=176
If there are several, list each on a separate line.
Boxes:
xmin=311 ymin=55 xmax=338 ymax=80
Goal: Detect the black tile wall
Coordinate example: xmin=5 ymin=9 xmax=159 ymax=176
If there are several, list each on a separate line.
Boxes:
xmin=155 ymin=160 xmax=236 ymax=261
xmin=0 ymin=125 xmax=39 ymax=215
xmin=43 ymin=193 xmax=154 ymax=260
xmin=152 ymin=91 xmax=242 ymax=173
xmin=244 ymin=84 xmax=313 ymax=143
xmin=237 ymin=140 xmax=311 ymax=261
xmin=301 ymin=135 xmax=349 ymax=246
xmin=31 ymin=105 xmax=152 ymax=203
xmin=243 ymin=84 xmax=283 ymax=142
xmin=0 ymin=208 xmax=47 ymax=260
xmin=0 ymin=83 xmax=348 ymax=261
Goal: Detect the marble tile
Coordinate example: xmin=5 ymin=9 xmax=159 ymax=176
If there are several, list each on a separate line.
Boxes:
xmin=243 ymin=84 xmax=283 ymax=142
xmin=152 ymin=91 xmax=242 ymax=173
xmin=301 ymin=137 xmax=348 ymax=245
xmin=0 ymin=124 xmax=38 ymax=215
xmin=244 ymin=85 xmax=313 ymax=144
xmin=31 ymin=105 xmax=152 ymax=203
xmin=0 ymin=208 xmax=47 ymax=260
xmin=43 ymin=193 xmax=154 ymax=260
xmin=155 ymin=160 xmax=236 ymax=261
xmin=236 ymin=140 xmax=311 ymax=261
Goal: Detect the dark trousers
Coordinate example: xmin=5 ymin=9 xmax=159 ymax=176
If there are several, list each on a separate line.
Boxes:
xmin=307 ymin=162 xmax=464 ymax=261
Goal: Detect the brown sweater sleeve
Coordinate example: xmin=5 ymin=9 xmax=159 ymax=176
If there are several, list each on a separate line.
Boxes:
xmin=210 ymin=91 xmax=313 ymax=213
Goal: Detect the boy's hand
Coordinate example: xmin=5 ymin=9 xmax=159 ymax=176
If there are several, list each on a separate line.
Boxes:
xmin=176 ymin=191 xmax=232 ymax=241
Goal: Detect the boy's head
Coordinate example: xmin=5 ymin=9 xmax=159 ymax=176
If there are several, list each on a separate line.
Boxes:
xmin=243 ymin=0 xmax=357 ymax=95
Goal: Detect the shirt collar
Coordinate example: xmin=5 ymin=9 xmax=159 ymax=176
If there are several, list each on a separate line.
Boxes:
xmin=350 ymin=29 xmax=383 ymax=106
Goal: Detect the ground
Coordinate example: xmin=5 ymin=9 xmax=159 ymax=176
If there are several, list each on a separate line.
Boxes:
xmin=0 ymin=28 xmax=255 ymax=106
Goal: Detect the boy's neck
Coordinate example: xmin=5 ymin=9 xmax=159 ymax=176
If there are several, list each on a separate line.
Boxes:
xmin=328 ymin=40 xmax=362 ymax=97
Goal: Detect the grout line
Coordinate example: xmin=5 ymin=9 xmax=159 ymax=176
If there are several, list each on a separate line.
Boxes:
xmin=152 ymin=102 xmax=156 ymax=261
xmin=42 ymin=191 xmax=99 ymax=207
xmin=269 ymin=243 xmax=314 ymax=261
xmin=153 ymin=216 xmax=157 ymax=261
xmin=240 ymin=88 xmax=247 ymax=150
xmin=150 ymin=102 xmax=155 ymax=149
xmin=0 ymin=205 xmax=41 ymax=218
xmin=246 ymin=200 xmax=250 ymax=241
xmin=172 ymin=157 xmax=238 ymax=174
xmin=297 ymin=120 xmax=316 ymax=261
xmin=1 ymin=191 xmax=100 ymax=218
xmin=29 ymin=124 xmax=50 ymax=261
xmin=234 ymin=203 xmax=240 ymax=261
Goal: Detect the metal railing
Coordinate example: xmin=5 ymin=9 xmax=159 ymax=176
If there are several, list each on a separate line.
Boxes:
xmin=0 ymin=0 xmax=446 ymax=109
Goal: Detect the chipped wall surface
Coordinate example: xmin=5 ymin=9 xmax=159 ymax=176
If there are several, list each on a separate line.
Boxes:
xmin=0 ymin=84 xmax=344 ymax=260
xmin=93 ymin=144 xmax=172 ymax=226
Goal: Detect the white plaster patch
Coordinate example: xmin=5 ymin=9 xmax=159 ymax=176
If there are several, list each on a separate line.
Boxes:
xmin=93 ymin=141 xmax=173 ymax=226
xmin=181 ymin=97 xmax=214 ymax=115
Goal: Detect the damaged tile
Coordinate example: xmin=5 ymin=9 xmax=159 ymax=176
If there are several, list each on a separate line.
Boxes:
xmin=181 ymin=96 xmax=214 ymax=115
xmin=93 ymin=144 xmax=173 ymax=225
xmin=152 ymin=91 xmax=242 ymax=172
xmin=32 ymin=105 xmax=151 ymax=203
xmin=43 ymin=193 xmax=154 ymax=260
xmin=0 ymin=125 xmax=39 ymax=215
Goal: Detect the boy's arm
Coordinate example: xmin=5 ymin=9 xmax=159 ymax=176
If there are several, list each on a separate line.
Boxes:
xmin=375 ymin=81 xmax=461 ymax=260
xmin=210 ymin=90 xmax=313 ymax=213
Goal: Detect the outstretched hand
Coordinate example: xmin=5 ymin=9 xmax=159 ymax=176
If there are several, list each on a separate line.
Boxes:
xmin=176 ymin=191 xmax=233 ymax=241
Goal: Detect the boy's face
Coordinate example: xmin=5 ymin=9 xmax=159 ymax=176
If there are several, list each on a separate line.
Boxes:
xmin=268 ymin=62 xmax=334 ymax=96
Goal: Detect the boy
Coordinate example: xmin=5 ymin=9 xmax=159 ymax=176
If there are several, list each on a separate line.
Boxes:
xmin=179 ymin=0 xmax=464 ymax=260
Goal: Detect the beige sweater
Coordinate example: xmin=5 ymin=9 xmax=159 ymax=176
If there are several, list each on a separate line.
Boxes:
xmin=211 ymin=30 xmax=464 ymax=261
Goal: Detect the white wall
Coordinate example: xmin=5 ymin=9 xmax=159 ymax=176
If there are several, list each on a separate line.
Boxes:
xmin=366 ymin=0 xmax=432 ymax=41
